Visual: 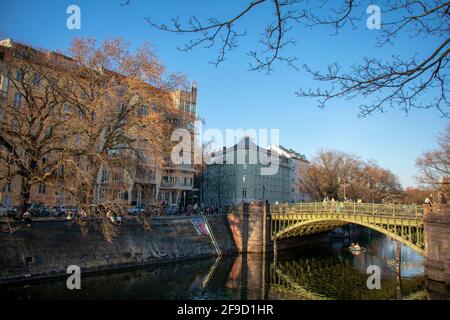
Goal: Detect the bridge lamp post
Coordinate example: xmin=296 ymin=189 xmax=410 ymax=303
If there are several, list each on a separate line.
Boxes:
xmin=367 ymin=181 xmax=379 ymax=204
xmin=338 ymin=177 xmax=348 ymax=200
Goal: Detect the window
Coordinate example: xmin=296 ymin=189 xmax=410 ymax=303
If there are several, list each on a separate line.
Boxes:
xmin=49 ymin=78 xmax=57 ymax=88
xmin=13 ymin=92 xmax=22 ymax=107
xmin=0 ymin=52 xmax=4 ymax=61
xmin=138 ymin=104 xmax=149 ymax=117
xmin=242 ymin=175 xmax=246 ymax=183
xmin=0 ymin=72 xmax=9 ymax=97
xmin=15 ymin=70 xmax=24 ymax=81
xmin=11 ymin=119 xmax=19 ymax=132
xmin=101 ymin=170 xmax=109 ymax=183
xmin=163 ymin=175 xmax=175 ymax=183
xmin=33 ymin=73 xmax=41 ymax=87
xmin=58 ymin=165 xmax=65 ymax=177
xmin=118 ymin=191 xmax=127 ymax=200
xmin=3 ymin=182 xmax=12 ymax=193
xmin=116 ymin=103 xmax=125 ymax=113
xmin=242 ymin=188 xmax=247 ymax=198
xmin=113 ymin=172 xmax=122 ymax=182
xmin=184 ymin=177 xmax=188 ymax=186
xmin=63 ymin=104 xmax=71 ymax=120
xmin=38 ymin=183 xmax=46 ymax=194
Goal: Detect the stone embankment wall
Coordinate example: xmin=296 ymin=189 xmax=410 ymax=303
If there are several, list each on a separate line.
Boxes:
xmin=0 ymin=215 xmax=237 ymax=285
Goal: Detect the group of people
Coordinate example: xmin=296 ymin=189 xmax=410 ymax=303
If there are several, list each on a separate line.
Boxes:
xmin=161 ymin=201 xmax=225 ymax=216
xmin=197 ymin=206 xmax=225 ymax=215
xmin=322 ymin=197 xmax=365 ymax=204
xmin=424 ymin=192 xmax=447 ymax=206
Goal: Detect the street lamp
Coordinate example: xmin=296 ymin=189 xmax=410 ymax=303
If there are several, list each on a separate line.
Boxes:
xmin=338 ymin=177 xmax=347 ymax=200
xmin=368 ymin=181 xmax=379 ymax=204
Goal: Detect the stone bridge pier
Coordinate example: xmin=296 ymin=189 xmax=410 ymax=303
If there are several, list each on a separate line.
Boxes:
xmin=226 ymin=201 xmax=328 ymax=254
xmin=423 ymin=204 xmax=450 ymax=286
xmin=226 ymin=201 xmax=272 ymax=253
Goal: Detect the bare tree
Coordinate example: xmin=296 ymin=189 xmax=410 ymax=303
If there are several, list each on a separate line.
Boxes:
xmin=402 ymin=186 xmax=434 ymax=204
xmin=143 ymin=0 xmax=449 ymax=117
xmin=302 ymin=149 xmax=402 ymax=202
xmin=0 ymin=43 xmax=76 ymax=217
xmin=60 ymin=38 xmax=190 ymax=214
xmin=0 ymin=38 xmax=189 ymax=222
xmin=203 ymin=163 xmax=232 ymax=207
xmin=301 ymin=150 xmax=347 ymax=200
xmin=193 ymin=138 xmax=211 ymax=206
xmin=416 ymin=124 xmax=450 ymax=194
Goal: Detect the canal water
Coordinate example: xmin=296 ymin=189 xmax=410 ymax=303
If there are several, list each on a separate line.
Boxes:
xmin=0 ymin=229 xmax=431 ymax=300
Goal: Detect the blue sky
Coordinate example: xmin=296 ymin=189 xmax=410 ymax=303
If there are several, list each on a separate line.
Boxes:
xmin=1 ymin=0 xmax=448 ymax=187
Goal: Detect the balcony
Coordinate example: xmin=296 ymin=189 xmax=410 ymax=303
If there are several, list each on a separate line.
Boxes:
xmin=133 ymin=176 xmax=157 ymax=184
xmin=160 ymin=180 xmax=193 ymax=190
xmin=165 ymin=163 xmax=196 ymax=172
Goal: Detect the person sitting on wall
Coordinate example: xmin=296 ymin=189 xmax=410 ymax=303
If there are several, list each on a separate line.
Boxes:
xmin=79 ymin=208 xmax=87 ymax=220
xmin=106 ymin=210 xmax=114 ymax=222
xmin=23 ymin=210 xmax=32 ymax=227
xmin=113 ymin=212 xmax=122 ymax=224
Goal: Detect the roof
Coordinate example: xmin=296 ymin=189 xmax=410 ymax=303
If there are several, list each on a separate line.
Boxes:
xmin=267 ymin=144 xmax=308 ymax=161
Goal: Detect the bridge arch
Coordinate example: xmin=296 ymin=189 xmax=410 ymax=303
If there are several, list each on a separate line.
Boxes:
xmin=273 ymin=217 xmax=425 ymax=255
xmin=270 ymin=203 xmax=426 ymax=256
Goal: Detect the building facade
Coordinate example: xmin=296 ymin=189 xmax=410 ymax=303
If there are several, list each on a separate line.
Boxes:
xmin=202 ymin=137 xmax=308 ymax=207
xmin=0 ymin=38 xmax=197 ymax=209
xmin=94 ymin=83 xmax=198 ymax=207
xmin=267 ymin=144 xmax=311 ymax=202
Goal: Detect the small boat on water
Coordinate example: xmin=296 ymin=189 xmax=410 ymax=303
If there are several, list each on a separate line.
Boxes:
xmin=349 ymin=246 xmax=367 ymax=252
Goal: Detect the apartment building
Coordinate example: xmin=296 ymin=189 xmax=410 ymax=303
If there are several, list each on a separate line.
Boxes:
xmin=267 ymin=144 xmax=311 ymax=202
xmin=202 ymin=137 xmax=303 ymax=206
xmin=0 ymin=38 xmax=197 ymax=209
xmin=157 ymin=84 xmax=197 ymax=206
xmin=95 ymin=83 xmax=198 ymax=207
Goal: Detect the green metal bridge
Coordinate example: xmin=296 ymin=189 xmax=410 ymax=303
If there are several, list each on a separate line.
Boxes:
xmin=270 ymin=202 xmax=426 ymax=255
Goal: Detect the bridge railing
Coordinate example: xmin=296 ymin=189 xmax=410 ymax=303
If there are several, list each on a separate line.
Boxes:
xmin=271 ymin=202 xmax=424 ymax=218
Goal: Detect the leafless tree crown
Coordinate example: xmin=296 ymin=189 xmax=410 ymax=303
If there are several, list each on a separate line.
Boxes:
xmin=143 ymin=0 xmax=449 ymax=117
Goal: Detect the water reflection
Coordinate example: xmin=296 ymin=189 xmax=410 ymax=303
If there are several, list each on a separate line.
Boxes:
xmin=0 ymin=231 xmax=447 ymax=300
xmin=270 ymin=236 xmax=425 ymax=300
